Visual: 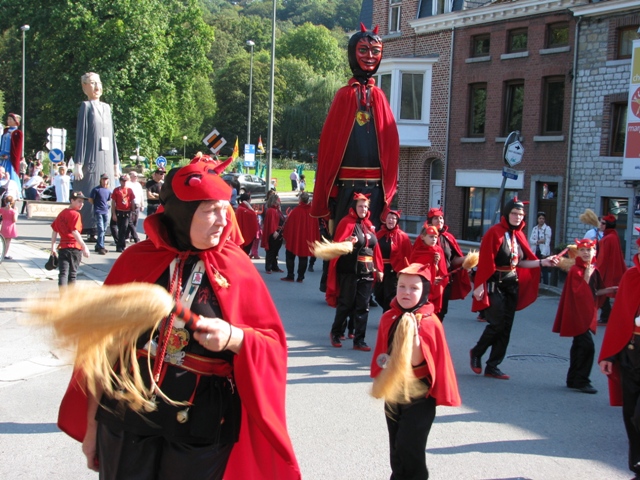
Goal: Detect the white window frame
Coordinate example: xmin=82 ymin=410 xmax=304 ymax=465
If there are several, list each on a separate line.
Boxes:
xmin=376 ymin=57 xmax=437 ymax=147
xmin=433 ymin=0 xmax=455 ymax=15
xmin=389 ymin=0 xmax=402 ymax=34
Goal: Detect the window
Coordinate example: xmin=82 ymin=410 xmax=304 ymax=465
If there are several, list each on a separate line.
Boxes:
xmin=468 ymin=83 xmax=487 ymax=136
xmin=418 ymin=0 xmax=463 ymax=17
xmin=611 ymin=102 xmax=627 ymax=156
xmin=463 ymin=188 xmax=518 ymax=241
xmin=472 ymin=34 xmax=490 ymax=57
xmin=503 ymin=81 xmax=524 ymax=135
xmin=618 ymin=26 xmax=638 ymax=59
xmin=507 ymin=28 xmax=528 ymax=53
xmin=378 ymin=74 xmax=392 ymax=102
xmin=546 ymin=22 xmax=569 ymax=48
xmin=542 ymin=77 xmax=564 ymax=134
xmin=400 ymin=73 xmax=423 ymax=120
xmin=389 ymin=0 xmax=401 ymax=33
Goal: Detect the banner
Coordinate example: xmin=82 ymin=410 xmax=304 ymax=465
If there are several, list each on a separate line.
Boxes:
xmin=623 ymin=38 xmax=640 ymax=179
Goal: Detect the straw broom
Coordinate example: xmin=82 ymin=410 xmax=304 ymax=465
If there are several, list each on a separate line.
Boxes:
xmin=26 ymin=283 xmax=201 ymax=412
xmin=371 ymin=313 xmax=429 ymax=409
xmin=440 ymin=250 xmax=479 ymax=279
xmin=580 ymin=209 xmax=599 ymax=228
xmin=309 ymin=236 xmax=354 ymax=260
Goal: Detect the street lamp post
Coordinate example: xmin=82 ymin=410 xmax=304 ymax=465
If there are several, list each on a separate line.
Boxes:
xmin=182 ymin=135 xmax=188 ymax=160
xmin=246 ymin=40 xmax=255 ymax=148
xmin=20 ymin=25 xmax=30 ymax=148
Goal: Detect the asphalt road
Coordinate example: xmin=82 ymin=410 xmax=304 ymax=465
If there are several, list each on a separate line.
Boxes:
xmin=0 ymin=211 xmax=633 ymax=479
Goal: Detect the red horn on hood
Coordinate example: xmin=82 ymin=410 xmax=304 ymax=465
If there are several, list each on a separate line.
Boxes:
xmin=373 ymin=25 xmax=379 ymax=35
xmin=360 ymin=22 xmax=367 ymax=32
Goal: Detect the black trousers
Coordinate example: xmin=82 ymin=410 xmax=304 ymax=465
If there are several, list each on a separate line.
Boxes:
xmin=97 ymin=422 xmax=233 ymax=480
xmin=374 ymin=264 xmax=398 ymax=312
xmin=385 ymin=396 xmax=436 ymax=480
xmin=566 ymin=330 xmax=595 ymax=388
xmin=620 ymin=346 xmax=640 ymax=475
xmin=436 ymin=283 xmax=453 ymax=322
xmin=600 ymin=297 xmax=612 ymax=322
xmin=127 ymin=207 xmax=140 ymax=242
xmin=265 ymin=234 xmax=283 ymax=272
xmin=147 ymin=203 xmax=160 ymax=216
xmin=330 ymin=273 xmax=373 ymax=344
xmin=471 ymin=279 xmax=518 ymax=370
xmin=58 ymin=248 xmax=82 ymax=287
xmin=115 ymin=211 xmax=131 ymax=251
xmin=285 ymin=249 xmax=308 ymax=281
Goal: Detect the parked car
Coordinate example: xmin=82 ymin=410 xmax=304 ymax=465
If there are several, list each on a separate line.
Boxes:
xmin=222 ymin=173 xmax=267 ymax=197
xmin=163 ymin=148 xmax=179 ymax=156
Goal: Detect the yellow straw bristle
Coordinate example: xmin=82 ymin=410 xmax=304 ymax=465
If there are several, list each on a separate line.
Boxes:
xmin=579 ymin=209 xmax=599 ymax=228
xmin=462 ymin=250 xmax=479 ymax=270
xmin=310 ymin=237 xmax=354 ymax=260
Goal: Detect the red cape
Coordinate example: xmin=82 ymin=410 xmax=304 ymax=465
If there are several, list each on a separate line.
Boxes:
xmin=472 ymin=217 xmax=540 ymax=312
xmin=409 ymin=240 xmax=449 ymax=314
xmin=370 ymin=300 xmax=461 ymax=407
xmin=440 ymin=228 xmax=472 ymax=300
xmin=310 ymin=78 xmax=399 ymax=220
xmin=282 ymin=202 xmax=320 ymax=257
xmin=597 ymin=228 xmax=627 ymax=289
xmin=552 ymin=257 xmax=598 ymax=337
xmin=261 ymin=206 xmax=283 ymax=250
xmin=235 ymin=202 xmax=259 ymax=248
xmin=57 ymin=214 xmax=300 ymax=480
xmin=599 ymin=254 xmax=640 ymax=406
xmin=326 ymin=209 xmax=383 ymax=307
xmin=375 ymin=225 xmax=412 ymax=273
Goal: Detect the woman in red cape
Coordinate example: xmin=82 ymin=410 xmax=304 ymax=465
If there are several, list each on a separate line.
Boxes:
xmin=261 ymin=193 xmax=285 ymax=273
xmin=599 ymin=229 xmax=640 ymax=478
xmin=596 ymin=213 xmax=628 ymax=325
xmin=469 ymin=198 xmax=557 ymax=380
xmin=410 ymin=224 xmax=449 ymax=315
xmin=235 ymin=192 xmax=259 ymax=255
xmin=281 ymin=192 xmax=320 ymax=282
xmin=57 ymin=161 xmax=300 ymax=480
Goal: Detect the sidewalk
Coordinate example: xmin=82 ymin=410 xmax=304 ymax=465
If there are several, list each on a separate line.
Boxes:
xmin=0 ymin=240 xmax=57 ymax=283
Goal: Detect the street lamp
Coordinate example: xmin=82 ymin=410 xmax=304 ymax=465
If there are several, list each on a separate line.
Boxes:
xmin=20 ymin=25 xmax=30 ymax=145
xmin=182 ymin=135 xmax=188 ymax=160
xmin=246 ymin=40 xmax=255 ymax=148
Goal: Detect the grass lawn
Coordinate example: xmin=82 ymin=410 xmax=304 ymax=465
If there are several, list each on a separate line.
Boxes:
xmin=244 ymin=167 xmax=315 ymax=193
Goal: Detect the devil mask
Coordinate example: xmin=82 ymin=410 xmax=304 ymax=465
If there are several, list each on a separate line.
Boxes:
xmin=348 ymin=24 xmax=383 ymax=81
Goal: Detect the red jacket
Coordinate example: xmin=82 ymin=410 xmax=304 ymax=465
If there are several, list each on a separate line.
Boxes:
xmin=261 ymin=206 xmax=284 ymax=250
xmin=599 ymin=254 xmax=640 ymax=406
xmin=375 ymin=224 xmax=412 ymax=273
xmin=310 ymin=78 xmax=399 ymax=220
xmin=57 ymin=213 xmax=301 ymax=480
xmin=235 ymin=201 xmax=259 ymax=248
xmin=597 ymin=228 xmax=627 ymax=289
xmin=472 ymin=217 xmax=540 ymax=312
xmin=282 ymin=202 xmax=320 ymax=257
xmin=370 ymin=300 xmax=461 ymax=407
xmin=552 ymin=257 xmax=599 ymax=337
xmin=439 ymin=227 xmax=472 ymax=301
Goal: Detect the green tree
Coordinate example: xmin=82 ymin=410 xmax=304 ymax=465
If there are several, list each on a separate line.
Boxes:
xmin=277 ymin=22 xmax=346 ymax=76
xmin=0 ymin=0 xmax=214 ymax=160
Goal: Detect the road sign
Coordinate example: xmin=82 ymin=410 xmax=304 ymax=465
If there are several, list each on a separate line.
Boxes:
xmin=244 ymin=144 xmax=255 ymax=168
xmin=155 ymin=156 xmax=167 ymax=169
xmin=49 ymin=149 xmax=64 ymax=163
xmin=502 ymin=166 xmax=518 ymax=180
xmin=202 ymin=128 xmax=227 ymax=155
xmin=503 ymin=131 xmax=524 ymax=167
xmin=47 ymin=127 xmax=67 ymax=151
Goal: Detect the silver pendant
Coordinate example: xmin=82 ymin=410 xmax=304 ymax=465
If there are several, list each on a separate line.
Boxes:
xmin=176 ymin=407 xmax=190 ymax=423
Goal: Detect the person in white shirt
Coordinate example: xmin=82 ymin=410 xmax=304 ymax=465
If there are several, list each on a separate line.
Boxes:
xmin=0 ymin=166 xmax=21 ymax=201
xmin=126 ymin=171 xmax=143 ymax=243
xmin=53 ymin=165 xmax=71 ymax=203
xmin=529 ymin=212 xmax=552 ymax=284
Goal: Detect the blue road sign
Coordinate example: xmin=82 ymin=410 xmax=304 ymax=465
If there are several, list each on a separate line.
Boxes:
xmin=155 ymin=156 xmax=167 ymax=169
xmin=49 ymin=149 xmax=64 ymax=163
xmin=502 ymin=166 xmax=518 ymax=180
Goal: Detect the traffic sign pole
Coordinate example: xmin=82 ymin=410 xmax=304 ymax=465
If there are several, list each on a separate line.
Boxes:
xmin=494 ymin=131 xmax=524 ymax=225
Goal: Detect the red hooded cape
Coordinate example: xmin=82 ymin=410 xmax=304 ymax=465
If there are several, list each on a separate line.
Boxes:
xmin=235 ymin=201 xmax=259 ymax=248
xmin=326 ymin=209 xmax=383 ymax=307
xmin=57 ymin=214 xmax=301 ymax=480
xmin=471 ymin=217 xmax=540 ymax=312
xmin=261 ymin=205 xmax=284 ymax=250
xmin=439 ymin=228 xmax=472 ymax=300
xmin=310 ymin=78 xmax=399 ymax=220
xmin=375 ymin=224 xmax=412 ymax=273
xmin=282 ymin=202 xmax=320 ymax=257
xmin=370 ymin=300 xmax=461 ymax=407
xmin=599 ymin=254 xmax=640 ymax=406
xmin=552 ymin=257 xmax=598 ymax=337
xmin=597 ymin=228 xmax=627 ymax=290
xmin=409 ymin=240 xmax=449 ymax=314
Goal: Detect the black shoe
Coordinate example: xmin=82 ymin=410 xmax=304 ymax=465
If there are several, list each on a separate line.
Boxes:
xmin=470 ymin=349 xmax=482 ymax=374
xmin=353 ymin=342 xmax=371 ymax=352
xmin=116 ymin=248 xmax=124 ymax=253
xmin=597 ymin=319 xmax=608 ymax=326
xmin=98 ymin=249 xmax=107 ymax=255
xmin=319 ymin=284 xmax=327 ymax=293
xmin=484 ymin=367 xmax=509 ymax=380
xmin=369 ymin=298 xmax=378 ymax=307
xmin=308 ymin=266 xmax=314 ymax=272
xmin=86 ymin=235 xmax=97 ymax=243
xmin=330 ymin=334 xmax=342 ymax=348
xmin=571 ymin=384 xmax=598 ymax=394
